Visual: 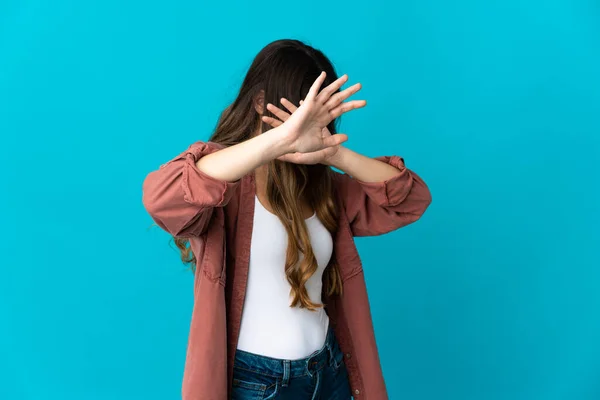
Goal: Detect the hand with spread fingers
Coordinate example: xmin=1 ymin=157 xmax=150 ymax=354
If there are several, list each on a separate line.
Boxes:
xmin=263 ymin=98 xmax=339 ymax=165
xmin=261 ymin=72 xmax=365 ymax=164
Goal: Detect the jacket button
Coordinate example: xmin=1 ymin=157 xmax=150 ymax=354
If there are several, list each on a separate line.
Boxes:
xmin=346 ymin=353 xmax=352 ymax=359
xmin=354 ymin=389 xmax=360 ymax=395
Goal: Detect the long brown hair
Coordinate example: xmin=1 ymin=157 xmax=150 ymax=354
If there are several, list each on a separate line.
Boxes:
xmin=175 ymin=39 xmax=343 ymax=309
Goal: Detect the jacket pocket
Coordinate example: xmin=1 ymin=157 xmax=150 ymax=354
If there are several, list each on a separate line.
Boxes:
xmin=333 ymin=214 xmax=364 ymax=281
xmin=197 ymin=209 xmax=227 ymax=285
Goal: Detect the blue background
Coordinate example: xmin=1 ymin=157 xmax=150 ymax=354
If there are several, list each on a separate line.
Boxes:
xmin=1 ymin=1 xmax=599 ymax=399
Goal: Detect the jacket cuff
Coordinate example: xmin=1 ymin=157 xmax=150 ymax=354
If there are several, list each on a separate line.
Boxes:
xmin=354 ymin=156 xmax=412 ymax=207
xmin=183 ymin=142 xmax=240 ymax=208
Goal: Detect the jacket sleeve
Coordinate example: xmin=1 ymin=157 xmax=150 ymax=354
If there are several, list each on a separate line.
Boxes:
xmin=142 ymin=141 xmax=240 ymax=237
xmin=334 ymin=155 xmax=432 ymax=237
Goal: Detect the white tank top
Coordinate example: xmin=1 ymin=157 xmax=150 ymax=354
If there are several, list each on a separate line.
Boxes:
xmin=236 ymin=195 xmax=333 ymax=360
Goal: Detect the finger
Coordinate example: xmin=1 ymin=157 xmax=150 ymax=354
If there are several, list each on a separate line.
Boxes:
xmin=301 ymin=148 xmax=332 ymax=163
xmin=316 ymin=74 xmax=348 ymax=104
xmin=266 ymin=103 xmax=291 ymax=122
xmin=328 ymin=100 xmax=367 ymax=120
xmin=325 ymin=83 xmax=362 ymax=110
xmin=278 ymin=150 xmax=325 ymax=165
xmin=322 ymin=133 xmax=348 ymax=148
xmin=299 ymin=100 xmax=304 ymax=105
xmin=261 ymin=115 xmax=283 ymax=128
xmin=306 ymin=71 xmax=326 ymax=100
xmin=280 ymin=98 xmax=299 ymax=113
xmin=277 ymin=152 xmax=312 ymax=164
xmin=277 ymin=153 xmax=294 ymax=162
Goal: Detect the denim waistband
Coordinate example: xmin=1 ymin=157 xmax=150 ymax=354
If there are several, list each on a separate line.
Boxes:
xmin=233 ymin=327 xmax=339 ymax=378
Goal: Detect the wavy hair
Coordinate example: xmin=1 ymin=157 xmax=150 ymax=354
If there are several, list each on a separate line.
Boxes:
xmin=174 ymin=39 xmax=343 ymax=309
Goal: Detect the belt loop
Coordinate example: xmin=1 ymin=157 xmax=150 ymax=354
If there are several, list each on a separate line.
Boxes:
xmin=282 ymin=360 xmax=290 ymax=387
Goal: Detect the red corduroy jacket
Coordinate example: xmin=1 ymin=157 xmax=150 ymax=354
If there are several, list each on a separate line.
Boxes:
xmin=142 ymin=141 xmax=432 ymax=400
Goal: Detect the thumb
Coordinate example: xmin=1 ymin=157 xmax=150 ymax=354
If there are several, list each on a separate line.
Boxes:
xmin=322 ymin=133 xmax=348 ymax=148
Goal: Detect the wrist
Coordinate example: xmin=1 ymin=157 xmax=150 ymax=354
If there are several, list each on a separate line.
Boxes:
xmin=326 ymin=146 xmax=351 ymax=169
xmin=258 ymin=126 xmax=295 ymax=161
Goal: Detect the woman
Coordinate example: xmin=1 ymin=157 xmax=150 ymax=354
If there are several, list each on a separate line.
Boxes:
xmin=142 ymin=39 xmax=431 ymax=400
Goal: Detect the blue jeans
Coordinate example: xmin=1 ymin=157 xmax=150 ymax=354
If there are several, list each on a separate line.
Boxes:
xmin=231 ymin=328 xmax=352 ymax=399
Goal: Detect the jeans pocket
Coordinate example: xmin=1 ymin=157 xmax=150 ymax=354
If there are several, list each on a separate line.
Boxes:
xmin=330 ymin=341 xmax=345 ymax=372
xmin=333 ymin=352 xmax=344 ymax=372
xmin=232 ymin=378 xmax=265 ymax=400
xmin=232 ymin=367 xmax=278 ymax=400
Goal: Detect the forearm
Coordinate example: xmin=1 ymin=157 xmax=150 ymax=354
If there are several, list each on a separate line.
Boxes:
xmin=329 ymin=146 xmax=402 ymax=182
xmin=196 ymin=127 xmax=292 ymax=182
